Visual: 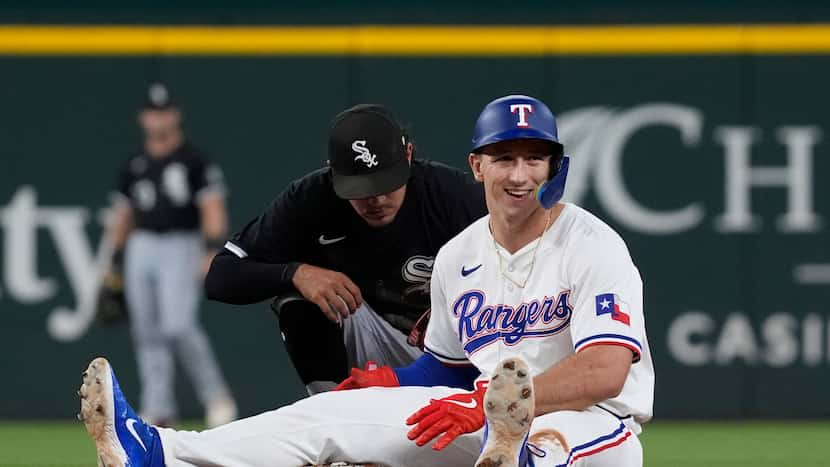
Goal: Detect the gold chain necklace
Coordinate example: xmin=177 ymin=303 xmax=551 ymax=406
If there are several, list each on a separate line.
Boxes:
xmin=491 ymin=211 xmax=552 ymax=289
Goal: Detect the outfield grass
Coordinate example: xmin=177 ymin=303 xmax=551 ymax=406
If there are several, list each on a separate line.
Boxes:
xmin=639 ymin=421 xmax=830 ymax=467
xmin=0 ymin=420 xmax=827 ymax=466
xmin=0 ymin=421 xmax=201 ymax=467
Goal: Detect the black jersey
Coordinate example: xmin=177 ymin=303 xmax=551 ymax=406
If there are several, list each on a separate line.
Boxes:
xmin=116 ymin=142 xmax=225 ymax=232
xmin=224 ymin=159 xmax=486 ymax=332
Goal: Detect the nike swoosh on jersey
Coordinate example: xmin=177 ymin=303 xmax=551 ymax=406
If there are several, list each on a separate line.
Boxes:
xmin=318 ymin=235 xmax=347 ymax=245
xmin=461 ymin=264 xmax=482 ymax=277
xmin=444 ymin=398 xmax=478 ymax=410
xmin=126 ymin=418 xmax=148 ymax=451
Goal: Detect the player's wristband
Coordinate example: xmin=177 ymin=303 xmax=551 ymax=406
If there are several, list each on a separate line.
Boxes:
xmin=394 ymin=353 xmax=479 ymax=390
xmin=111 ymin=248 xmax=125 ymax=271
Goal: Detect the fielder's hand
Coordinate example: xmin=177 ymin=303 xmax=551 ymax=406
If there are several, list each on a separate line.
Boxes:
xmin=406 ymin=380 xmax=488 ymax=450
xmin=333 ymin=361 xmax=400 ymax=391
xmin=292 ymin=264 xmax=363 ymax=323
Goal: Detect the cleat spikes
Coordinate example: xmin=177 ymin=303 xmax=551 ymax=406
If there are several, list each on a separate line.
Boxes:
xmin=477 ymin=358 xmax=535 ymax=467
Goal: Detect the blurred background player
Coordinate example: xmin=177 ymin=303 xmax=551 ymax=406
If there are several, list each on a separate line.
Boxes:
xmin=205 ymin=104 xmax=487 ymax=394
xmin=102 ymin=83 xmax=237 ymax=427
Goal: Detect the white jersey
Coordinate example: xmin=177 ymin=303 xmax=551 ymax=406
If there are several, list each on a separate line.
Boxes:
xmin=425 ymin=203 xmax=654 ymax=424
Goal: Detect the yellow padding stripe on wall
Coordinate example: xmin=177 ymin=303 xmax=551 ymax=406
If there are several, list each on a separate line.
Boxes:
xmin=0 ymin=24 xmax=829 ymax=55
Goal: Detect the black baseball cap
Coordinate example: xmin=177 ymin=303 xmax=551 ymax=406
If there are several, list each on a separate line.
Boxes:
xmin=328 ymin=104 xmax=410 ymax=199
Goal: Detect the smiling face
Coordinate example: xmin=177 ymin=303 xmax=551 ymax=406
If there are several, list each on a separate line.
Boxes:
xmin=469 ymin=138 xmax=554 ymax=225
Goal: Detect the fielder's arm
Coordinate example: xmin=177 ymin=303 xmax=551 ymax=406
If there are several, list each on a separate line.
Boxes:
xmin=106 ymin=200 xmax=133 ymax=250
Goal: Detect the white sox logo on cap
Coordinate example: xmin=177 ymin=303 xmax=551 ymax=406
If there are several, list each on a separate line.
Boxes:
xmin=351 ymin=140 xmax=379 ymax=168
xmin=510 ymin=103 xmax=533 ymax=127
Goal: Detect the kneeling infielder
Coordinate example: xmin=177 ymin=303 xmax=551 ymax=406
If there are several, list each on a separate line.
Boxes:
xmin=78 ymin=94 xmax=654 ymax=467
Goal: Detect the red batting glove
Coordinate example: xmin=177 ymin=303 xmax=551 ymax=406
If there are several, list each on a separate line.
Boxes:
xmin=333 ymin=361 xmax=400 ymax=391
xmin=405 ymin=380 xmax=489 ymax=451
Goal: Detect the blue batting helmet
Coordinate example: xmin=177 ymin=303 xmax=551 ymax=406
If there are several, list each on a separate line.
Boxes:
xmin=471 ymin=95 xmax=561 ymax=152
xmin=470 ymin=94 xmax=569 ymax=208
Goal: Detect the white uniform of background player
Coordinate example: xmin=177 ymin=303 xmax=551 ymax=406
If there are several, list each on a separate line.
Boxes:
xmin=78 ymin=95 xmax=654 ymax=467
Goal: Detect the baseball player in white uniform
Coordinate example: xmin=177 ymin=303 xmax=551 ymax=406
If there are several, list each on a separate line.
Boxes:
xmin=77 ymin=94 xmax=654 ymax=467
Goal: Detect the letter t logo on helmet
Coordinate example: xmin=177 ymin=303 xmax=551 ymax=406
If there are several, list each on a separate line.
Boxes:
xmin=509 ymin=103 xmax=534 ymax=127
xmin=471 ymin=95 xmax=569 ymax=209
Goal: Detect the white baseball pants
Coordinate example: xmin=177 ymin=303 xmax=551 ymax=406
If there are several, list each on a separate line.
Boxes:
xmin=157 ymin=386 xmax=642 ymax=467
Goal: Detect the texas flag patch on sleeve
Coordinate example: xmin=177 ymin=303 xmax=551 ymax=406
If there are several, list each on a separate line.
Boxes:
xmin=595 ymin=293 xmax=630 ymax=326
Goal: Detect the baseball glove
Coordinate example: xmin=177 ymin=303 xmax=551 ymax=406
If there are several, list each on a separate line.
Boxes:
xmin=95 ymin=251 xmax=127 ymax=324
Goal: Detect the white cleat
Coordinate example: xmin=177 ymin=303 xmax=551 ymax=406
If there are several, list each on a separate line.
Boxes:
xmin=475 ymin=357 xmax=535 ymax=467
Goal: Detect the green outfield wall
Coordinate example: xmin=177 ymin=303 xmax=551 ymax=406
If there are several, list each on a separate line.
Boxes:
xmin=1 ymin=21 xmax=829 ymax=419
